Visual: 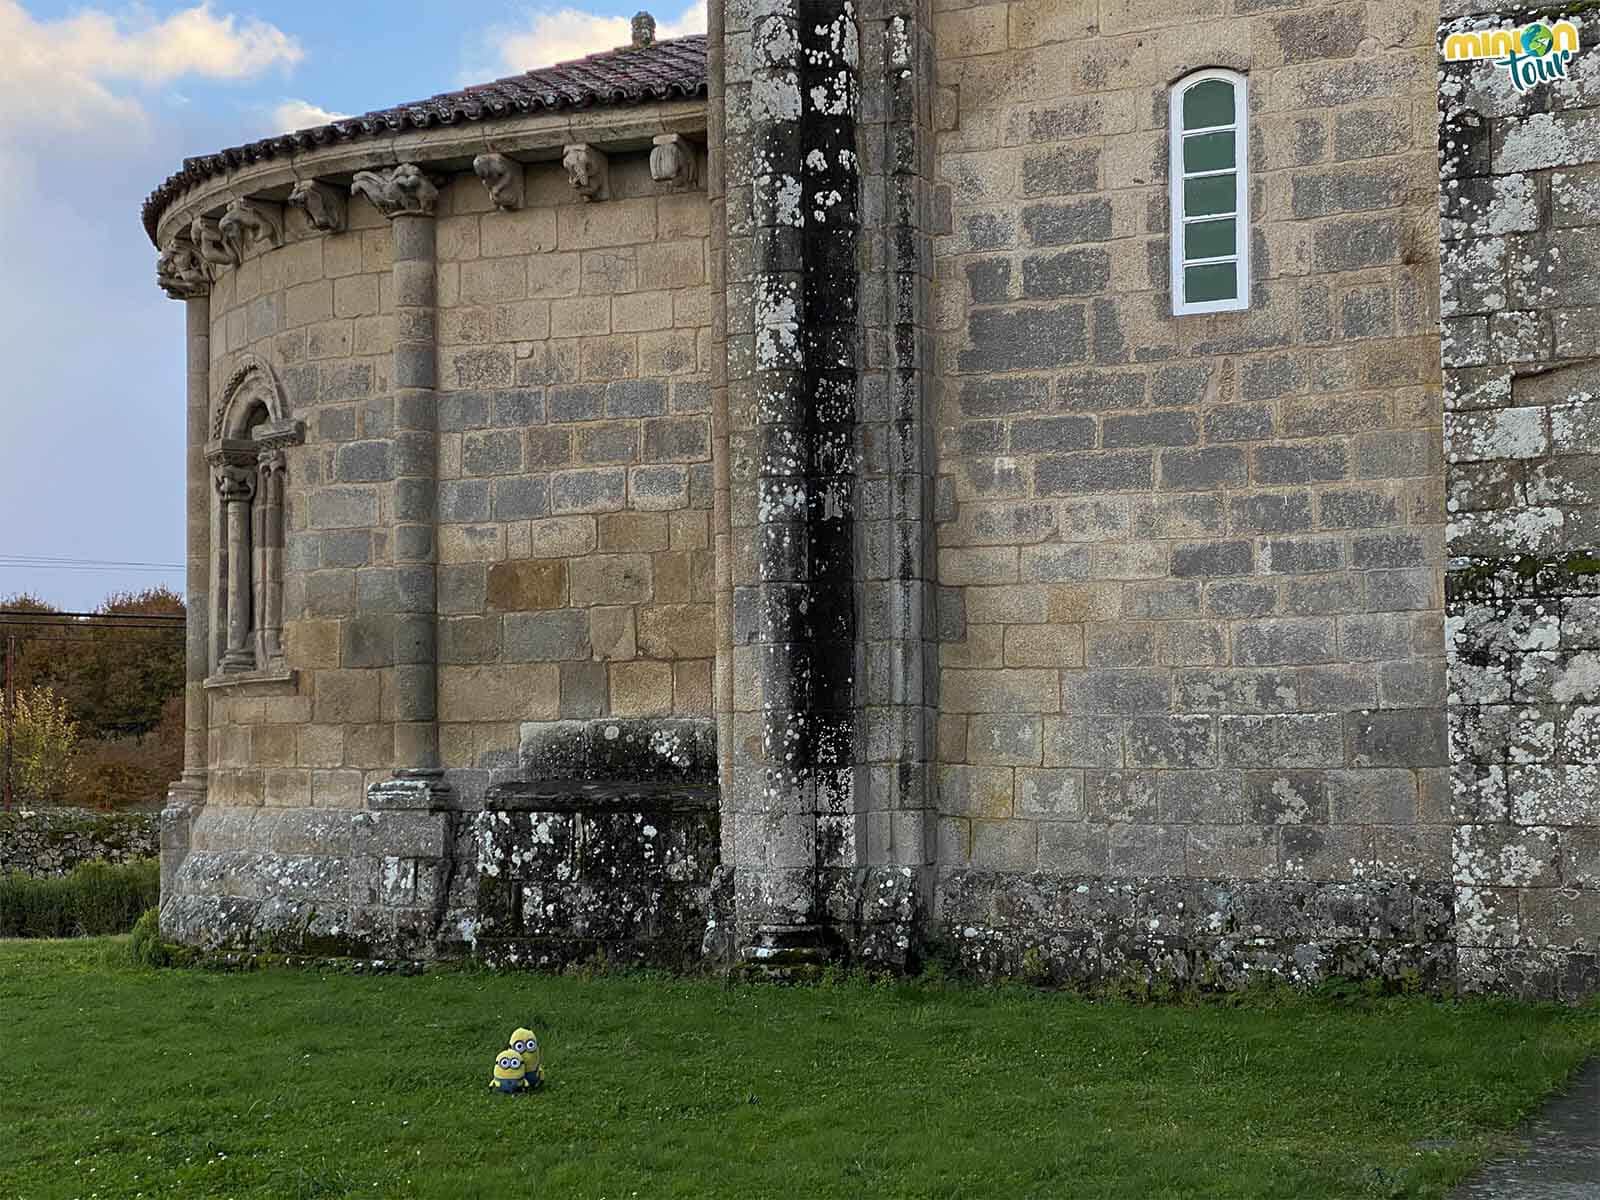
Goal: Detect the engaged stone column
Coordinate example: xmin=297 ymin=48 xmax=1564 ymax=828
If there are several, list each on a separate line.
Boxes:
xmin=1439 ymin=32 xmax=1600 ymax=1000
xmin=352 ymin=164 xmax=450 ymax=809
xmin=157 ymin=238 xmax=213 ymax=910
xmin=213 ymin=461 xmax=257 ymax=671
xmin=849 ymin=0 xmax=936 ymax=964
xmin=722 ymin=0 xmax=862 ymax=965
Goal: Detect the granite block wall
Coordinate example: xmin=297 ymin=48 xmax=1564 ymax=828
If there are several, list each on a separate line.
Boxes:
xmin=429 ymin=157 xmax=716 ymax=802
xmin=149 ymin=8 xmax=1600 ymax=990
xmin=197 ymin=155 xmax=716 ymax=815
xmin=204 ymin=189 xmax=394 ymax=812
xmin=929 ymin=0 xmax=1453 ymax=983
xmin=1439 ymin=1 xmax=1600 ymax=999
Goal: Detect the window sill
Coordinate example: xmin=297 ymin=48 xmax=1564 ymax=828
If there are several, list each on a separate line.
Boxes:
xmin=203 ymin=667 xmax=298 ymax=691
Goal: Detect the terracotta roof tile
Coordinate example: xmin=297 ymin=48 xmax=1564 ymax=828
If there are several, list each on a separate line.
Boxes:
xmin=142 ymin=34 xmax=707 ymax=245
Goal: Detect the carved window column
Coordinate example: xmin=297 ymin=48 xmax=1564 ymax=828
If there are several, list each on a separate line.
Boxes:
xmin=255 ymin=449 xmax=288 ymax=664
xmin=212 ymin=455 xmax=258 ymax=672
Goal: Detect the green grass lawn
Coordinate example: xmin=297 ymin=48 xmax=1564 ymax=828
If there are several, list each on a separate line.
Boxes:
xmin=1 ymin=939 xmax=1596 ymax=1199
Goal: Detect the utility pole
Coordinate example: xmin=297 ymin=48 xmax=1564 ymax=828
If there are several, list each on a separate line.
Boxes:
xmin=3 ymin=633 xmax=13 ymax=810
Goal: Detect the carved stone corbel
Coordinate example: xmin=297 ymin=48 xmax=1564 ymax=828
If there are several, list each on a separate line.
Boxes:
xmin=563 ymin=143 xmax=608 ymax=201
xmin=351 ymin=163 xmax=441 ymax=219
xmin=472 ymin=153 xmax=525 ymax=211
xmin=219 ymin=198 xmax=283 ymax=262
xmin=157 ymin=229 xmax=211 ymax=299
xmin=650 ymin=134 xmax=697 ymax=188
xmin=287 ymin=179 xmax=347 ymax=233
xmin=191 ymin=216 xmax=237 ymax=267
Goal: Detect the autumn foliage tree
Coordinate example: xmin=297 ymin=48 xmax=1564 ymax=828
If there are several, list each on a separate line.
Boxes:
xmin=1 ymin=687 xmax=81 ymax=803
xmin=1 ymin=587 xmax=185 ymax=808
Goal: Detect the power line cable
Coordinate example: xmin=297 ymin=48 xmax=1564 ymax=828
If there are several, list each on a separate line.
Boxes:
xmin=0 ymin=555 xmax=185 ymax=569
xmin=0 ymin=610 xmax=185 ymax=622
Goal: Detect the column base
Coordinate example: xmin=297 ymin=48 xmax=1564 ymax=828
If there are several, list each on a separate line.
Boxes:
xmin=368 ymin=768 xmax=455 ymax=811
xmin=218 ymin=649 xmax=258 ymax=673
xmin=160 ymin=781 xmax=207 ymax=914
xmin=165 ymin=773 xmax=208 ymax=806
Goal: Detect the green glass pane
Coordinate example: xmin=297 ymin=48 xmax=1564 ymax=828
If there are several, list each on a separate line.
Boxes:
xmin=1183 ymin=130 xmax=1235 ymax=174
xmin=1185 ymin=218 xmax=1236 ymax=261
xmin=1183 ymin=79 xmax=1235 ymax=129
xmin=1184 ymin=173 xmax=1236 ymax=218
xmin=1186 ymin=263 xmax=1238 ymax=304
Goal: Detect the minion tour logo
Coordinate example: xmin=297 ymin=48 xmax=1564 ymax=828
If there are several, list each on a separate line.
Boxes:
xmin=1443 ymin=20 xmax=1582 ymax=92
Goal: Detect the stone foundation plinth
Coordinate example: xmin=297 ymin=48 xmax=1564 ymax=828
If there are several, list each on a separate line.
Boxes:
xmin=939 ymin=872 xmax=1457 ymax=991
xmin=473 ymin=780 xmax=721 ymax=969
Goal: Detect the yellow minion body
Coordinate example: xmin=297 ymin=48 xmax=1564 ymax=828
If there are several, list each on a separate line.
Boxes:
xmin=490 ymin=1047 xmax=527 ymax=1093
xmin=510 ymin=1026 xmax=545 ymax=1090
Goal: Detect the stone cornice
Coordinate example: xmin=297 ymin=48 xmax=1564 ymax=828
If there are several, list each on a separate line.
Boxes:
xmin=150 ymin=101 xmax=707 ymax=249
xmin=142 ymin=34 xmax=706 ymax=245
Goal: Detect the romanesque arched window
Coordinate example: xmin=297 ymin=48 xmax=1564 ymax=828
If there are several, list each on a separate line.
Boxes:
xmin=1169 ymin=68 xmax=1250 ymax=316
xmin=208 ymin=357 xmax=302 ymax=676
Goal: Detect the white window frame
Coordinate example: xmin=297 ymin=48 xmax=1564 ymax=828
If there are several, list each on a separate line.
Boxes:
xmin=1169 ymin=68 xmax=1250 ymax=317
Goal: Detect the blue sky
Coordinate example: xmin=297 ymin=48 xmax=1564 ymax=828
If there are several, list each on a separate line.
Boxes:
xmin=0 ymin=0 xmax=703 ymax=611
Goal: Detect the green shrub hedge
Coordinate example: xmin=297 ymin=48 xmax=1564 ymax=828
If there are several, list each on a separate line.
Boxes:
xmin=0 ymin=858 xmax=159 ymax=938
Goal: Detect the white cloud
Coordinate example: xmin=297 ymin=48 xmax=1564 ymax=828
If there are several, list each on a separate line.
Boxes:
xmin=0 ymin=1 xmax=302 ymax=136
xmin=487 ymin=2 xmax=705 ymax=74
xmin=270 ymin=98 xmax=351 ymax=135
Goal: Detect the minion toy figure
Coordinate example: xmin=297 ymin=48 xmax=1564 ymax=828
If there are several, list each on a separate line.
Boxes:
xmin=509 ymin=1027 xmax=545 ymax=1091
xmin=490 ymin=1047 xmax=527 ymax=1095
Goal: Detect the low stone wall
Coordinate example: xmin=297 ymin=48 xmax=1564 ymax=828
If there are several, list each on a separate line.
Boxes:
xmin=0 ymin=807 xmax=160 ymax=877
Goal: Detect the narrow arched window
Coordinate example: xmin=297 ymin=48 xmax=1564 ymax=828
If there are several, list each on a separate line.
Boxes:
xmin=206 ymin=357 xmax=301 ymax=680
xmin=1170 ymin=69 xmax=1249 ymax=316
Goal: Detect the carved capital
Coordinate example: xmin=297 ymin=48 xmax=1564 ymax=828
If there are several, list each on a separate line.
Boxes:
xmin=157 ymin=230 xmax=210 ymax=299
xmin=650 ymin=134 xmax=697 ymax=188
xmin=351 ymin=163 xmax=441 ymax=219
xmin=472 ymin=153 xmax=525 ymax=212
xmin=213 ymin=462 xmax=256 ymax=501
xmin=287 ymin=179 xmax=348 ymax=233
xmin=563 ymin=143 xmax=608 ymax=202
xmin=191 ymin=216 xmax=237 ymax=268
xmin=219 ymin=198 xmax=283 ymax=262
xmin=257 ymin=449 xmax=288 ymax=479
